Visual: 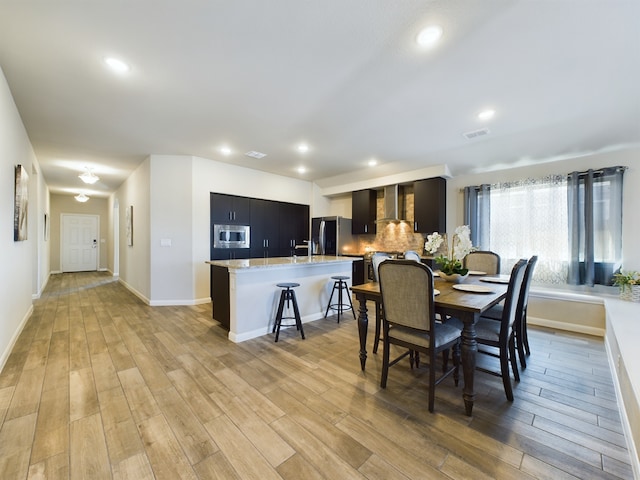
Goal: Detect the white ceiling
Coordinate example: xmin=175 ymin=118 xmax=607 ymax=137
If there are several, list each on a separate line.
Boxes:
xmin=1 ymin=1 xmax=639 ymax=198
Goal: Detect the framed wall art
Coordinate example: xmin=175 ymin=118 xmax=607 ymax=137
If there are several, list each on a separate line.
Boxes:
xmin=14 ymin=164 xmax=29 ymax=241
xmin=126 ymin=205 xmax=133 ymax=246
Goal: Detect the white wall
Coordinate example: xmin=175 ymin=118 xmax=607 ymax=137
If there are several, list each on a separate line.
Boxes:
xmin=0 ymin=67 xmax=48 ymax=367
xmin=114 ymin=158 xmax=151 ymax=302
xmin=149 ymin=155 xmax=194 ymax=304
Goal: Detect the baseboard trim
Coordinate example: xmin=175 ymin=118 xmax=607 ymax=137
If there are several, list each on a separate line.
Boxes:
xmin=0 ymin=305 xmax=33 ymax=374
xmin=528 ymin=316 xmax=605 ymax=337
xmin=118 ymin=278 xmax=151 ymax=305
xmin=149 ymin=297 xmax=211 ymax=306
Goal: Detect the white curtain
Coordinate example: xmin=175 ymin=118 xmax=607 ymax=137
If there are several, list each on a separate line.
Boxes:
xmin=489 ymin=175 xmax=568 ymax=284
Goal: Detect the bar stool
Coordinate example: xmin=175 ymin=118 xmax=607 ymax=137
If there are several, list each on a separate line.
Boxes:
xmin=324 ymin=276 xmax=355 ymax=322
xmin=273 ymin=283 xmax=305 ymax=342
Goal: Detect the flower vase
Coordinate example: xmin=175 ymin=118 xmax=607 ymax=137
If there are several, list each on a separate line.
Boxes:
xmin=439 ymin=272 xmax=469 ymax=284
xmin=620 ymin=285 xmax=640 ymax=302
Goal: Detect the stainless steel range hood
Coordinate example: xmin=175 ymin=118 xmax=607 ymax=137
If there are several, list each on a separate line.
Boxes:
xmin=376 ymin=184 xmax=407 ymax=223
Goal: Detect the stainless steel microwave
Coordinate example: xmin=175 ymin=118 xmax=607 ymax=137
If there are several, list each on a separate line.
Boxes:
xmin=213 ymin=224 xmax=250 ymax=248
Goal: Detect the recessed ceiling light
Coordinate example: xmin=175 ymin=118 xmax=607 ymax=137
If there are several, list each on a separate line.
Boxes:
xmin=219 ymin=146 xmax=232 ymax=156
xmin=297 ymin=143 xmax=310 ymax=153
xmin=368 ymin=159 xmax=378 ymax=167
xmin=104 ymin=57 xmax=130 ymax=73
xmin=478 ymin=109 xmax=496 ymax=121
xmin=297 ymin=166 xmax=306 ymax=174
xmin=416 ymin=25 xmax=443 ymax=48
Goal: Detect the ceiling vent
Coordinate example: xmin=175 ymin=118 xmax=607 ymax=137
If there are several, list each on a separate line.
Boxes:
xmin=462 ymin=127 xmax=491 ymax=140
xmin=245 ymin=150 xmax=267 ymax=159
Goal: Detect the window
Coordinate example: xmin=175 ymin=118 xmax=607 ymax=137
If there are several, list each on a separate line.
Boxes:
xmin=464 ymin=167 xmax=625 ymax=287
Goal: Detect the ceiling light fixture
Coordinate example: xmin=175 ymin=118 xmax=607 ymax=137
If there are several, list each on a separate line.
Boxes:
xmin=74 ymin=193 xmax=89 ymax=203
xmin=416 ymin=25 xmax=443 ymax=48
xmin=79 ymin=168 xmax=100 ymax=184
xmin=245 ymin=151 xmax=267 ymax=159
xmin=478 ymin=109 xmax=496 ymax=121
xmin=368 ymin=159 xmax=378 ymax=167
xmin=297 ymin=166 xmax=306 ymax=174
xmin=104 ymin=56 xmax=130 ymax=74
xmin=297 ymin=143 xmax=309 ymax=153
xmin=220 ymin=146 xmax=232 ymax=156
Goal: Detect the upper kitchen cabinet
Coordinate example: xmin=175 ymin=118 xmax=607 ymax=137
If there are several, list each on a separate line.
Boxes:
xmin=413 ymin=177 xmax=446 ymax=233
xmin=279 ymin=202 xmax=310 ymax=257
xmin=352 ymin=189 xmax=377 ymax=235
xmin=210 ymin=193 xmax=251 ymax=224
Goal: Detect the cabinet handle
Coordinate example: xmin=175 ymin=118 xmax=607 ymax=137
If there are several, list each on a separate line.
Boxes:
xmin=415 ymin=222 xmax=418 ymax=231
xmin=364 ymin=225 xmax=367 ymax=233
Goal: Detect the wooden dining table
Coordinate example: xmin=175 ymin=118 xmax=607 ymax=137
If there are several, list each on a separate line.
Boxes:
xmin=351 ymin=275 xmax=509 ymax=416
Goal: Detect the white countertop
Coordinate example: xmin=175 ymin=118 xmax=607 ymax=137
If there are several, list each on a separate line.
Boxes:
xmin=206 ymin=255 xmax=360 ymax=270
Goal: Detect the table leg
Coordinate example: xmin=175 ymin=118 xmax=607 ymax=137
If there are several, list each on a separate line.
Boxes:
xmin=355 ymin=293 xmax=369 ymax=371
xmin=460 ymin=313 xmax=479 ymax=416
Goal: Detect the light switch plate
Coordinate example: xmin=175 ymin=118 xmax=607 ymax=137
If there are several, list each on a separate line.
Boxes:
xmin=160 ymin=238 xmax=172 ymax=247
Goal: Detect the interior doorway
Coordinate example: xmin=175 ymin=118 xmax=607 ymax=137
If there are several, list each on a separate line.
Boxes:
xmin=61 ymin=214 xmax=99 ymax=272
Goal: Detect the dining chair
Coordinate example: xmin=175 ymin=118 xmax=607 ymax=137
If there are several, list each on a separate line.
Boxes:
xmin=371 ymin=252 xmax=392 ymax=353
xmin=464 ymin=250 xmax=501 ymax=274
xmin=378 ymin=260 xmax=461 ymax=412
xmin=481 ymin=255 xmax=538 ymax=368
xmin=473 ymin=258 xmax=527 ymax=402
xmin=403 ymin=250 xmax=422 ymax=262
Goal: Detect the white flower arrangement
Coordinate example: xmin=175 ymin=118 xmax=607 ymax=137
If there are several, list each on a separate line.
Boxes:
xmin=425 ymin=225 xmax=475 ymax=275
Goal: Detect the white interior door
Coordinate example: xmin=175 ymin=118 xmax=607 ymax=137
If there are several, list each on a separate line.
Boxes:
xmin=61 ymin=214 xmax=99 ymax=272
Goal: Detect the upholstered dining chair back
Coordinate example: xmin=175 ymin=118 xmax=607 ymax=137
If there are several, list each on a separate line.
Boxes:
xmin=464 ymin=251 xmax=501 ymax=274
xmin=378 ymin=260 xmax=434 ymax=333
xmin=371 ymin=252 xmax=392 ymax=282
xmin=403 ymin=250 xmax=422 ymax=262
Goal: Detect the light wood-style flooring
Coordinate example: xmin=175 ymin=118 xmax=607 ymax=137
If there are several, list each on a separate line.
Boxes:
xmin=0 ymin=272 xmax=634 ymax=479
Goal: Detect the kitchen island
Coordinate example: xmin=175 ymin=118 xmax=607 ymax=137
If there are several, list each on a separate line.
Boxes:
xmin=206 ymin=256 xmax=358 ymax=342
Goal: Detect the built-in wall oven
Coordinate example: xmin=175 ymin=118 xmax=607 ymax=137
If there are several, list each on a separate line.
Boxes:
xmin=213 ymin=224 xmax=250 ymax=249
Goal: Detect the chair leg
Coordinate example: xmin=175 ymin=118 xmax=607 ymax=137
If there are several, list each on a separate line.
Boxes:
xmin=344 ymin=284 xmax=356 ymax=319
xmin=380 ymin=336 xmax=390 ymax=388
xmin=522 ymin=309 xmax=531 ymax=356
xmin=324 ymin=283 xmax=337 ymax=318
xmin=291 ymin=291 xmax=305 ymax=340
xmin=428 ymin=354 xmax=436 ymax=412
xmin=373 ymin=303 xmax=382 ymax=354
xmin=273 ymin=291 xmax=287 ymax=342
xmin=500 ymin=344 xmax=514 ymax=401
xmin=452 ymin=342 xmax=460 ymax=386
xmin=516 ymin=329 xmax=527 ymax=369
xmin=509 ymin=335 xmax=519 ymax=382
xmin=441 ymin=349 xmax=449 ymax=372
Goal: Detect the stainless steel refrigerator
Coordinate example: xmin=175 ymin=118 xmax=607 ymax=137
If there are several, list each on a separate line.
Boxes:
xmin=311 ymin=216 xmax=355 ymax=256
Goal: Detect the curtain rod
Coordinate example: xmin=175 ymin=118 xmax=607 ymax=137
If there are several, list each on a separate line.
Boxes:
xmin=461 ymin=166 xmax=627 ymax=192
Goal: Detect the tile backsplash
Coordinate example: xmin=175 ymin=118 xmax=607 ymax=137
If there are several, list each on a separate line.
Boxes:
xmin=354 ymin=187 xmax=428 ymax=254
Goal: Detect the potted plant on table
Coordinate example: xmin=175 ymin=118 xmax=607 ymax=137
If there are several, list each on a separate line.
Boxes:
xmin=424 ymin=225 xmax=475 ymax=283
xmin=613 ymin=270 xmax=640 ymax=302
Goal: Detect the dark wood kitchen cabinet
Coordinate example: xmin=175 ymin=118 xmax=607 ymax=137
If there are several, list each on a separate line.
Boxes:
xmin=352 ymin=189 xmax=377 ymax=234
xmin=250 ymin=199 xmax=281 ymax=258
xmin=279 ymin=202 xmax=310 ymax=257
xmin=413 ymin=177 xmax=446 ymax=233
xmin=210 ymin=193 xmax=251 ymax=225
